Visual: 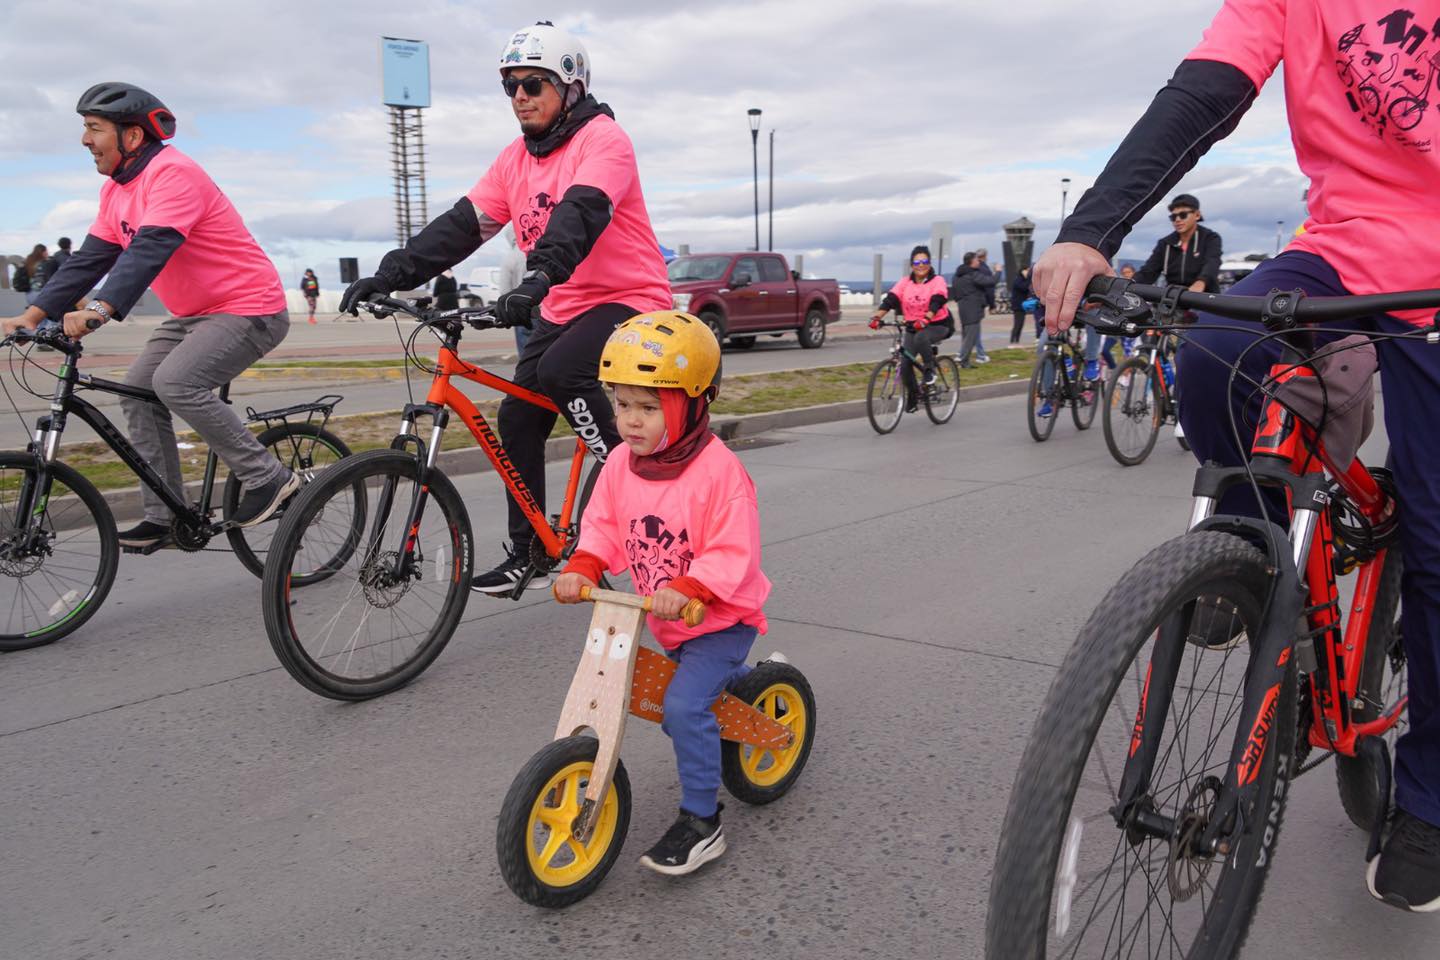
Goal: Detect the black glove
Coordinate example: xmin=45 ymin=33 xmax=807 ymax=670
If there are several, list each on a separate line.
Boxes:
xmin=339 ymin=276 xmax=393 ymax=315
xmin=495 ymin=270 xmax=551 ymax=329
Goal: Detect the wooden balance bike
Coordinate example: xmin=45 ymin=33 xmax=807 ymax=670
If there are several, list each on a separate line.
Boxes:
xmin=496 ymin=586 xmax=817 ymax=907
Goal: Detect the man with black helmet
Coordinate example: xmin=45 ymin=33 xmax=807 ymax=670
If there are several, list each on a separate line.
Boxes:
xmin=340 ymin=21 xmax=671 ymax=597
xmin=2 ymin=82 xmax=296 ymax=548
xmin=1132 ymin=193 xmax=1223 ymax=294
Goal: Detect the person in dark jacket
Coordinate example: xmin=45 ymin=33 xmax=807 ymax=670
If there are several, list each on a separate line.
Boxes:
xmin=1010 ymin=267 xmax=1035 ymax=344
xmin=20 ymin=244 xmax=48 ymax=304
xmin=972 ymin=248 xmax=995 ymax=362
xmin=300 ymin=269 xmax=320 ymax=323
xmin=1133 ymin=194 xmax=1222 ymax=292
xmin=952 ymin=253 xmax=995 ymax=368
xmin=433 ymin=269 xmax=460 ymax=310
xmin=35 ymin=237 xmax=73 ymax=294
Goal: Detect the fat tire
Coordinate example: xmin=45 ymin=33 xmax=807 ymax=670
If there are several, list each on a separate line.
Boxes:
xmin=261 ymin=449 xmax=472 ymax=700
xmin=986 ymin=531 xmax=1294 ymax=959
xmin=496 ymin=736 xmax=632 ymax=908
xmin=224 ymin=423 xmax=352 ymax=579
xmin=0 ymin=454 xmax=118 ymax=650
xmin=721 ymin=661 xmax=818 ymax=804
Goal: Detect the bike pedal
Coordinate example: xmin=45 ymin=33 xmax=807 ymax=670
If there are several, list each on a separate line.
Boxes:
xmin=120 ymin=539 xmax=173 ymax=556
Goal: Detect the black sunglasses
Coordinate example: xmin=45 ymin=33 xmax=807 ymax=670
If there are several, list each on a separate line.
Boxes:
xmin=502 ymin=74 xmax=552 ymax=98
xmin=1168 ymin=210 xmax=1195 ymax=221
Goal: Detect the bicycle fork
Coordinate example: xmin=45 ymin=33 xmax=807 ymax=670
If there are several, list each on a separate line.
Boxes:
xmin=379 ymin=404 xmax=448 ymax=582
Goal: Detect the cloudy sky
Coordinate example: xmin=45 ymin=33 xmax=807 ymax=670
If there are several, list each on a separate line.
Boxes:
xmin=0 ymin=0 xmax=1306 ymax=291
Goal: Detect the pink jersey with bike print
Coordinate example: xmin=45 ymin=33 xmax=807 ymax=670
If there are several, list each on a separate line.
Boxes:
xmin=1190 ymin=0 xmax=1440 ymax=323
xmin=88 ymin=147 xmax=286 ymax=318
xmin=887 ymin=275 xmax=951 ymax=325
xmin=574 ymin=440 xmax=770 ymax=650
xmin=467 ymin=116 xmax=671 ymax=324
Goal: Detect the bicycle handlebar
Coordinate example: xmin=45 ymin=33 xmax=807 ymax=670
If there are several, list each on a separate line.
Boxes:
xmin=1076 ymin=276 xmax=1440 ymax=336
xmin=577 ymin=584 xmax=707 ymax=628
xmin=357 ymin=294 xmax=505 ymax=331
xmin=3 ymin=319 xmax=77 ymax=354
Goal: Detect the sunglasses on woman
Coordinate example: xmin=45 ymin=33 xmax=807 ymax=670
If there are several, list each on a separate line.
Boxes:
xmin=502 ymin=75 xmax=552 ymax=98
xmin=912 ymin=258 xmax=931 ymax=265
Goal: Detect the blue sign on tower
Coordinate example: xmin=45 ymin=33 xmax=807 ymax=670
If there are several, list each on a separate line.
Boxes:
xmin=380 ymin=37 xmax=431 ymax=108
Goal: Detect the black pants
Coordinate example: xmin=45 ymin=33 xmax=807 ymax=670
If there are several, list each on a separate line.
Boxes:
xmin=498 ymin=302 xmax=638 ymax=547
xmin=901 ymin=324 xmax=952 ymax=397
xmin=1010 ymin=310 xmax=1027 ymax=344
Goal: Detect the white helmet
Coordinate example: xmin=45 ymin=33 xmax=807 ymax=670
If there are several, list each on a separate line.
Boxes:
xmin=499 ymin=21 xmax=590 ymax=95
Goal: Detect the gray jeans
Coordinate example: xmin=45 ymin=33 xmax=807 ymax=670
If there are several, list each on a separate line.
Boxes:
xmin=957 ymin=321 xmax=983 ymax=366
xmin=122 ymin=311 xmax=290 ymax=523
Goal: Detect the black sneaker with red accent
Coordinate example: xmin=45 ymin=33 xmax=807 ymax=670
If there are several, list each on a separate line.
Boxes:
xmin=1368 ymin=810 xmax=1440 ymax=912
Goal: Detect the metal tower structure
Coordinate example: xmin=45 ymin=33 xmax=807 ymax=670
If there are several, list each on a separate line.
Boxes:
xmin=389 ymin=106 xmax=429 ymax=247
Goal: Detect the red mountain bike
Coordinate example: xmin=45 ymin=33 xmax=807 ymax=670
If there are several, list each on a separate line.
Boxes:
xmin=987 ymin=277 xmax=1440 ymax=958
xmin=260 ymin=296 xmax=602 ymax=700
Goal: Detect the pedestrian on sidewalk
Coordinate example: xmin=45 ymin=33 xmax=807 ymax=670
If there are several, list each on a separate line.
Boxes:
xmin=973 ymin=248 xmax=996 ymax=362
xmin=300 ymin=268 xmax=320 ymax=323
xmin=952 ymin=252 xmax=994 ymax=368
xmin=433 ymin=268 xmax=460 ymax=309
xmin=1010 ymin=266 xmax=1035 ymax=345
xmin=20 ymin=244 xmax=49 ymax=305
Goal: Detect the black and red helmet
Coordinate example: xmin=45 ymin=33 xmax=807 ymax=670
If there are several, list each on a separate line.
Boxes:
xmin=76 ymin=82 xmax=176 ymax=140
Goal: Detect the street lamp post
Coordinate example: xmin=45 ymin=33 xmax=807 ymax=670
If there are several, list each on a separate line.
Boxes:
xmin=1060 ymin=177 xmax=1072 ymax=222
xmin=1275 ymin=219 xmax=1285 ymax=255
xmin=768 ymin=128 xmax=775 ymax=252
xmin=747 ymin=108 xmax=762 ymax=252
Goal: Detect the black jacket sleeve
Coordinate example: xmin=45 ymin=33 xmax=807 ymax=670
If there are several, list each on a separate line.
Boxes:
xmin=1198 ymin=228 xmax=1223 ymax=290
xmin=30 ymin=233 xmax=123 ymax=319
xmin=1055 ymin=59 xmax=1258 ymax=258
xmin=525 ymin=185 xmax=614 ymax=285
xmin=92 ymin=227 xmax=186 ymax=319
xmin=879 ymin=291 xmax=901 ymax=312
xmin=376 ymin=197 xmax=503 ymax=290
xmin=927 ymin=293 xmax=948 ymax=312
xmin=1132 ymin=237 xmax=1170 ymax=285
xmin=972 ymin=271 xmax=997 ymax=292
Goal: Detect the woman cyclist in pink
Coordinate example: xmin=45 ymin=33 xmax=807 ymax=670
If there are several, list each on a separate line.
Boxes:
xmin=868 ymin=245 xmax=953 ymax=412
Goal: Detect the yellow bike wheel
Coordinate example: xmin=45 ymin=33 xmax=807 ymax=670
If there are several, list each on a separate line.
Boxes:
xmin=721 ymin=660 xmax=817 ymax=804
xmin=497 ymin=736 xmax=631 ymax=907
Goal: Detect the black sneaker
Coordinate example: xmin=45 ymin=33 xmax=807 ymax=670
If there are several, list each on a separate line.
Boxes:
xmin=1368 ymin=810 xmax=1440 ymax=912
xmin=231 ymin=471 xmax=300 ymax=527
xmin=638 ymin=806 xmax=726 ymax=876
xmin=117 ymin=520 xmax=171 ymax=549
xmin=470 ymin=543 xmax=551 ymax=595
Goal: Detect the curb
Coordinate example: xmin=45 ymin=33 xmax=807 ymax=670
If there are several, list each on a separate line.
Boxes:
xmin=91 ymin=375 xmax=1030 ymax=524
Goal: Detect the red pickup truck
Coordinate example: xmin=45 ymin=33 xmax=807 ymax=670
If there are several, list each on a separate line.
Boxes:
xmin=667 ymin=252 xmax=840 ymax=349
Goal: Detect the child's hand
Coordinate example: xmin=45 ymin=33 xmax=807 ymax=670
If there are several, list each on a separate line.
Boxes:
xmin=553 ymin=572 xmax=596 ymax=603
xmin=649 ymin=587 xmax=691 ymax=621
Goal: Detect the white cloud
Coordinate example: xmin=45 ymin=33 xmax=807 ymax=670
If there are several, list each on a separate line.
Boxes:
xmin=1 ymin=0 xmax=1307 ymax=289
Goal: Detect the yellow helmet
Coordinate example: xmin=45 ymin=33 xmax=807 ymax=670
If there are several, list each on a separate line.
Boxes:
xmin=599 ymin=311 xmax=720 ymax=398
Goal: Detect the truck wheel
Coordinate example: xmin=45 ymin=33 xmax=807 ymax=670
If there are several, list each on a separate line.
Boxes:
xmin=699 ymin=310 xmax=726 ymax=346
xmin=798 ymin=308 xmax=826 ymax=348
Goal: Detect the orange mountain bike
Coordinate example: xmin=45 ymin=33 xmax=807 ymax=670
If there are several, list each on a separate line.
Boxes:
xmin=988 ymin=277 xmax=1440 ymax=958
xmin=260 ymin=296 xmax=602 ymax=700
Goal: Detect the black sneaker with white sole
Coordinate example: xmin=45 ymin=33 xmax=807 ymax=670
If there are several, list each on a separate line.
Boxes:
xmin=230 ymin=471 xmax=300 ymax=527
xmin=470 ymin=543 xmax=551 ymax=595
xmin=117 ymin=520 xmax=171 ymax=549
xmin=1368 ymin=810 xmax=1440 ymax=912
xmin=638 ymin=806 xmax=726 ymax=876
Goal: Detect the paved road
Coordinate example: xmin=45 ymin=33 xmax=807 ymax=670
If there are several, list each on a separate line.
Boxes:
xmin=4 ymin=391 xmax=1420 ymax=960
xmin=0 ymin=313 xmax=1025 ymax=448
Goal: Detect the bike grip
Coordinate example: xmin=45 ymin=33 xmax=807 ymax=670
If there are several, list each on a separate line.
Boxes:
xmin=578 ymin=584 xmax=593 ymax=602
xmin=638 ymin=594 xmax=707 ymax=627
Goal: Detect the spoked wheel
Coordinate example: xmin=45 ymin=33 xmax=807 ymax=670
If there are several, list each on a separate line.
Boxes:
xmin=1103 ymin=358 xmax=1162 ymax=466
xmin=497 ymin=736 xmax=632 ymax=908
xmin=0 ymin=454 xmax=118 ymax=650
xmin=261 ymin=449 xmax=473 ymax=700
xmin=987 ymin=531 xmax=1294 ymax=959
xmin=1336 ymin=549 xmax=1406 ymax=830
xmin=721 ymin=660 xmax=818 ymax=804
xmin=866 ymin=358 xmax=905 ymax=434
xmin=923 ymin=355 xmax=962 ymax=425
xmin=224 ymin=423 xmax=353 ymax=580
xmin=1027 ymin=353 xmax=1059 ymax=442
xmin=1071 ymin=357 xmax=1102 ymax=431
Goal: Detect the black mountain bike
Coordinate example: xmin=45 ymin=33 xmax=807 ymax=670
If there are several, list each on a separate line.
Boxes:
xmin=0 ymin=321 xmax=351 ymax=650
xmin=1102 ymin=330 xmax=1184 ymax=466
xmin=866 ymin=319 xmax=961 ymax=433
xmin=1028 ymin=322 xmax=1102 ymax=442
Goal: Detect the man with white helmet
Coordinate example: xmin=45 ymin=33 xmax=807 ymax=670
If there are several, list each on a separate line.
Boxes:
xmin=341 ymin=21 xmax=671 ymax=596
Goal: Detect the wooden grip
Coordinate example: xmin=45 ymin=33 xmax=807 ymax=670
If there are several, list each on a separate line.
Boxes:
xmin=577 ymin=585 xmax=706 ymax=628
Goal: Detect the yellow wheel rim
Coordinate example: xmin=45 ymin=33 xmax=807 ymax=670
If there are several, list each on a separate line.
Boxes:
xmin=739 ymin=682 xmax=807 ymax=787
xmin=525 ymin=760 xmax=621 ymax=888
